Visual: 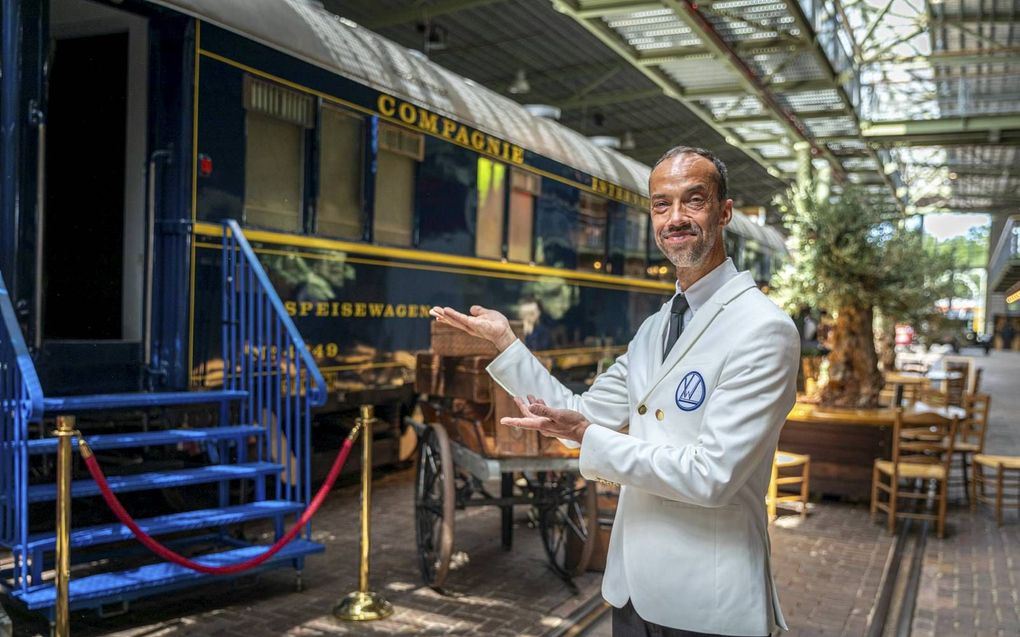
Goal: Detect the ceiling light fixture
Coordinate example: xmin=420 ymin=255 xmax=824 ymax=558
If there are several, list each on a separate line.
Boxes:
xmin=508 ymin=69 xmax=531 ymax=95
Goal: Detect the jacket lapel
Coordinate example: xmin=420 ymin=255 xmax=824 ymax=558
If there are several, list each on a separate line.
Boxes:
xmin=641 ymin=272 xmax=758 ymax=402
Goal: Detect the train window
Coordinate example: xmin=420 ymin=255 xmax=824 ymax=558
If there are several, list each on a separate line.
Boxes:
xmin=242 ymin=77 xmax=314 ymax=232
xmin=724 ymin=229 xmax=742 ymax=269
xmin=244 ymin=112 xmax=305 ymax=232
xmin=374 ymin=122 xmax=421 ymax=245
xmin=616 ymin=205 xmax=648 ymax=275
xmin=507 ymin=169 xmax=538 ymax=262
xmin=475 ymin=157 xmax=506 ymax=259
xmin=576 ymin=193 xmax=608 ymax=272
xmin=317 ymin=105 xmax=364 ymax=239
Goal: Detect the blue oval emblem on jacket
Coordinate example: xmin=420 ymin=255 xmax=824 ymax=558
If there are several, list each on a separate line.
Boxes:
xmin=675 ymin=371 xmax=706 ymax=411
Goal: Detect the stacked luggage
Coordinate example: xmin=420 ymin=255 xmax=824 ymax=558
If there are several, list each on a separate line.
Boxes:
xmin=415 ymin=322 xmax=578 ymax=458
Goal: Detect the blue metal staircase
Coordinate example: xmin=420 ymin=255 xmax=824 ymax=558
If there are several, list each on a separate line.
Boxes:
xmin=0 ymin=221 xmax=329 ymax=619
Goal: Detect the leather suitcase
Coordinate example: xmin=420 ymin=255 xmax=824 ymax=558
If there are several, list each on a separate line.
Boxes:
xmin=415 ymin=354 xmax=494 ymax=402
xmin=430 ymin=320 xmax=525 ymax=357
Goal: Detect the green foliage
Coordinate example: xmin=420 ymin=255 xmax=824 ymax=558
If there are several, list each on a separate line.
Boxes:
xmin=772 ymin=183 xmax=953 ymax=326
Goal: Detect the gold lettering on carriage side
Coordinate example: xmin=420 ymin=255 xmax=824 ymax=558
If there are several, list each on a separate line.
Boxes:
xmin=591 ymin=176 xmax=650 ymax=208
xmin=377 ymin=94 xmax=396 ymax=117
xmin=418 ymin=109 xmax=439 ymax=134
xmin=398 ymin=102 xmax=417 ymax=124
xmin=283 ymin=299 xmax=433 ymax=319
xmin=376 ymin=93 xmax=524 ymax=165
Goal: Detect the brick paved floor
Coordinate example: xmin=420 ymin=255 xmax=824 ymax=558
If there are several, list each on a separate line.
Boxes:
xmin=5 ymin=469 xmax=601 ymax=637
xmin=909 ymin=350 xmax=1020 ymax=637
xmin=4 ymin=352 xmax=1017 ymax=636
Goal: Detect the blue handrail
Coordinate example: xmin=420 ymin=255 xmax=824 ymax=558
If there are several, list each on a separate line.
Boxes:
xmin=221 ymin=220 xmax=327 ymax=517
xmin=0 ymin=269 xmax=44 ymax=593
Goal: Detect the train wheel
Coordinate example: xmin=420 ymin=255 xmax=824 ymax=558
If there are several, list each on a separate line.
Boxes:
xmin=414 ymin=422 xmax=455 ymax=589
xmin=537 ymin=472 xmax=598 ymax=580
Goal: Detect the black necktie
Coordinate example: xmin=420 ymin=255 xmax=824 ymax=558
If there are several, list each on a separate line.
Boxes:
xmin=664 ymin=294 xmax=689 ymax=361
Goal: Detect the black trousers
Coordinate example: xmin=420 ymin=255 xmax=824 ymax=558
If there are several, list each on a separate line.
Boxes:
xmin=612 ymin=600 xmax=768 ymax=637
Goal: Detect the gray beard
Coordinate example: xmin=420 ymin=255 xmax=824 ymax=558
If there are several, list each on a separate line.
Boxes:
xmin=659 ymin=226 xmax=718 ymax=269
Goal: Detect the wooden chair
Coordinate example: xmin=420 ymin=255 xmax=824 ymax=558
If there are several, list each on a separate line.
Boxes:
xmin=971 ymin=454 xmax=1020 ymax=526
xmin=768 ymin=451 xmax=810 ymax=521
xmin=952 ymin=393 xmax=990 ymax=501
xmin=871 ymin=409 xmax=960 ymax=538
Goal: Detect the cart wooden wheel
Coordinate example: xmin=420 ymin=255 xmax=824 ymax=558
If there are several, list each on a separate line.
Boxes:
xmin=537 ymin=472 xmax=598 ymax=579
xmin=414 ymin=421 xmax=456 ymax=589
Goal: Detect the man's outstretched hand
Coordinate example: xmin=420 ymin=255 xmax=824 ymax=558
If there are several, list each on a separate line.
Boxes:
xmin=501 ymin=395 xmax=590 ymax=444
xmin=428 ymin=305 xmax=517 ymax=352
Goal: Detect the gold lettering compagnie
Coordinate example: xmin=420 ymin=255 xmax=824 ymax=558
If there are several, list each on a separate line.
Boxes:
xmin=378 ymin=94 xmax=524 ymax=164
xmin=285 ymin=301 xmax=431 ymax=319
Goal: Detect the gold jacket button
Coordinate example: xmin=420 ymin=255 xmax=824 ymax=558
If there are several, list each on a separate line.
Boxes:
xmin=655 ymin=409 xmax=665 ymax=421
xmin=638 ymin=404 xmax=647 ymax=415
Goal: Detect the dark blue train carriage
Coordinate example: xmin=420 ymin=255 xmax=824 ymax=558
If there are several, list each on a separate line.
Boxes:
xmin=0 ymin=0 xmax=787 ymax=622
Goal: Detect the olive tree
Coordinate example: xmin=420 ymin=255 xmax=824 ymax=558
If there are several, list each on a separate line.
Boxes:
xmin=773 ymin=184 xmax=953 ymax=408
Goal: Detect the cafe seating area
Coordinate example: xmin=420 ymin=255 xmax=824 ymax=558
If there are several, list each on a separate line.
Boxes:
xmin=782 ymin=349 xmax=1020 ymax=537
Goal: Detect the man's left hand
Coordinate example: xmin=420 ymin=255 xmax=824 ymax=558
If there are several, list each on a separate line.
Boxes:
xmin=501 ymin=395 xmax=590 ymax=444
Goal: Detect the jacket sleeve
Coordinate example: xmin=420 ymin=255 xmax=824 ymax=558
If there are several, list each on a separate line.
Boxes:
xmin=578 ymin=318 xmax=799 ymax=506
xmin=486 ymin=339 xmax=632 ymax=447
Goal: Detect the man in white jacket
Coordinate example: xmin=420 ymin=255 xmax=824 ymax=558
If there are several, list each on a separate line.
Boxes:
xmin=431 ymin=146 xmax=799 ymax=637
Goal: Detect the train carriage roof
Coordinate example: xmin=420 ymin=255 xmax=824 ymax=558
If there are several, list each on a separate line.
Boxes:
xmin=151 ymin=0 xmax=786 ymax=253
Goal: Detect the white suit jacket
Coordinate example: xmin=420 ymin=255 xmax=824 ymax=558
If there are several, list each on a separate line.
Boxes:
xmin=487 ymin=271 xmax=799 ymax=636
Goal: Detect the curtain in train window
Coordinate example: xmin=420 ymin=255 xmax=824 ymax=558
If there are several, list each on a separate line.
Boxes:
xmin=243 ymin=76 xmax=313 ymax=232
xmin=374 ymin=122 xmax=422 ymax=246
xmin=576 ymin=192 xmax=609 ymax=272
xmin=507 ymin=169 xmax=539 ymax=262
xmin=317 ymin=105 xmax=363 ymax=239
xmin=244 ymin=112 xmax=304 ymax=231
xmin=475 ymin=158 xmax=506 ymax=259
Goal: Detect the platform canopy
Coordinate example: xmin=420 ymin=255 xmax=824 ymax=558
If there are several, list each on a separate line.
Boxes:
xmin=328 ymin=0 xmax=1019 ymax=219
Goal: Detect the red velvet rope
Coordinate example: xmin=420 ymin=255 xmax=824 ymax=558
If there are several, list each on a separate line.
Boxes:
xmin=80 ymin=435 xmax=356 ymax=575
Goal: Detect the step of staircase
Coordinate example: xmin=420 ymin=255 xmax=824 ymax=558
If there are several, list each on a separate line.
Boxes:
xmin=26 ymin=425 xmax=264 ymax=455
xmin=19 ymin=462 xmax=283 ymax=504
xmin=10 ymin=538 xmax=325 ymax=611
xmin=21 ymin=500 xmax=304 ymax=552
xmin=43 ymin=390 xmax=248 ymax=413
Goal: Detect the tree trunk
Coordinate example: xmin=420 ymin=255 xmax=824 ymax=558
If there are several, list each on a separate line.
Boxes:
xmin=820 ymin=305 xmax=884 ymax=408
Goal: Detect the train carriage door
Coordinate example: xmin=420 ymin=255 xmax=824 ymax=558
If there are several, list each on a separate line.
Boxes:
xmin=38 ymin=0 xmax=149 ymax=391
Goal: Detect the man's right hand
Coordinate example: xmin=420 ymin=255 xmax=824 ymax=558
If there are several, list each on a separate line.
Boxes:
xmin=428 ymin=305 xmax=517 ymax=352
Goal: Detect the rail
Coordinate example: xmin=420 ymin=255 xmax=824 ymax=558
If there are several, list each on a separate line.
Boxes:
xmin=988 ymin=216 xmax=1018 ymax=293
xmin=0 ymin=269 xmax=44 ymax=593
xmin=221 ymin=220 xmax=327 ymax=517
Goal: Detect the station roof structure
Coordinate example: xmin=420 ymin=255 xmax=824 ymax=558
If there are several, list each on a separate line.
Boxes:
xmin=328 ymin=0 xmax=1019 ymax=219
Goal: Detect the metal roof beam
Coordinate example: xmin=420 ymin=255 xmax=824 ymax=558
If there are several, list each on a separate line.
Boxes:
xmin=861 ymin=114 xmax=1020 ymax=142
xmin=775 ymin=0 xmax=906 ymax=213
xmin=636 ymin=40 xmax=802 ymax=65
xmin=717 ymin=109 xmax=847 ymax=125
xmin=550 ymin=0 xmax=787 ymax=180
xmin=554 ymin=88 xmax=663 ymax=110
xmin=871 ymin=47 xmax=1020 ymax=67
xmin=655 ymin=0 xmax=845 ymax=178
xmin=360 ymin=0 xmax=506 ymax=29
xmin=572 ymin=1 xmax=662 ymax=19
xmin=684 ymin=79 xmax=837 ymax=98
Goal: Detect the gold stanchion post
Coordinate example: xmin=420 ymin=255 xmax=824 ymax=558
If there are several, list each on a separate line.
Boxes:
xmin=54 ymin=415 xmax=77 ymax=637
xmin=334 ymin=405 xmax=393 ymax=621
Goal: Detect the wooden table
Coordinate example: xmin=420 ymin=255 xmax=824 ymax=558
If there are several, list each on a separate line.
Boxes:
xmin=780 ymin=403 xmax=896 ymax=500
xmin=780 ymin=402 xmax=966 ymax=500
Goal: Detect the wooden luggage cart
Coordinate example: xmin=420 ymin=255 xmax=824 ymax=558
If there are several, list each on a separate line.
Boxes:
xmin=409 ymin=334 xmax=598 ymax=590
